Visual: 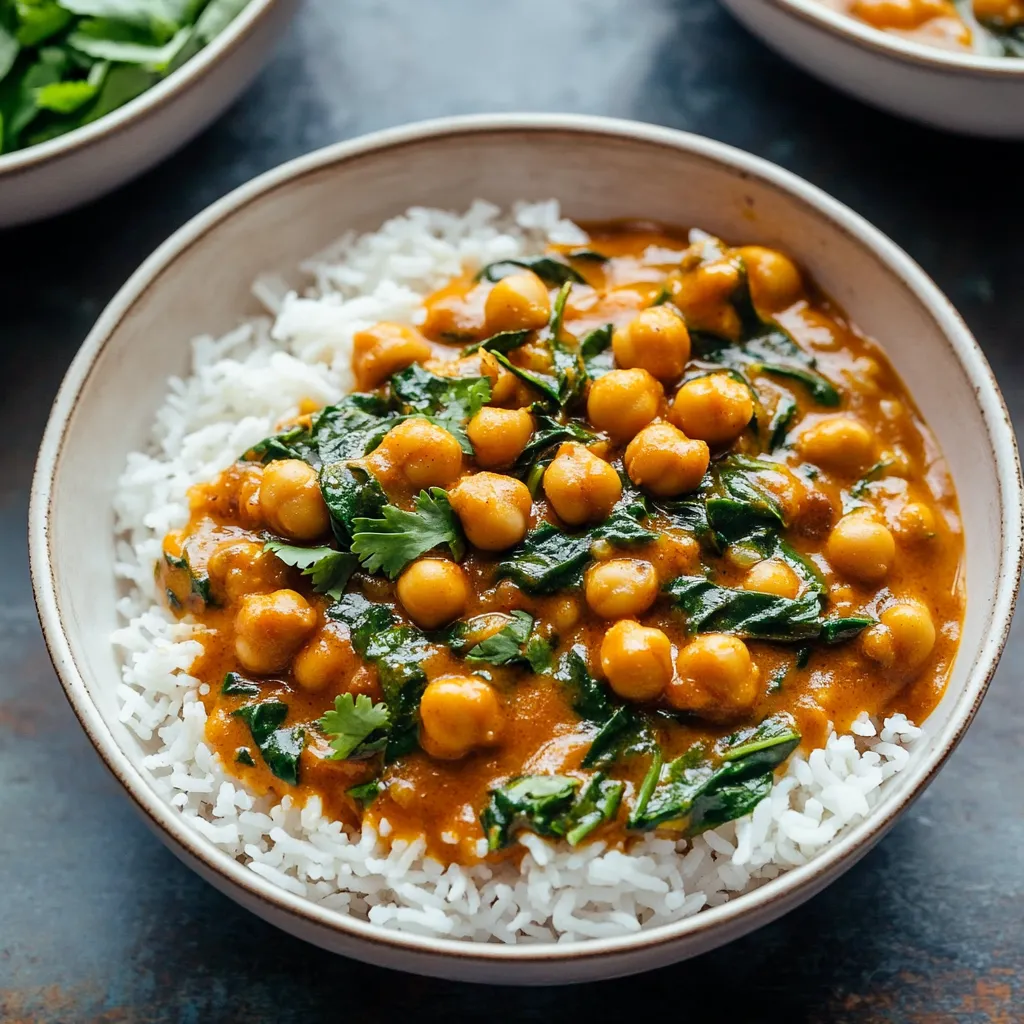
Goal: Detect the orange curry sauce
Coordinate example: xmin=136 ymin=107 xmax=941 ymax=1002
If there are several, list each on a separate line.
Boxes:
xmin=160 ymin=223 xmax=964 ymax=865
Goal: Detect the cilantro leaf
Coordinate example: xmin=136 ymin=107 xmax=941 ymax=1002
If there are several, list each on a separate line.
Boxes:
xmin=263 ymin=540 xmax=357 ymax=600
xmin=351 ymin=488 xmax=465 ymax=578
xmin=319 ymin=693 xmax=391 ymax=761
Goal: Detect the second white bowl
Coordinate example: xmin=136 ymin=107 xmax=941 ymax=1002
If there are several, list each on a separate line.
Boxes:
xmin=720 ymin=0 xmax=1024 ymax=137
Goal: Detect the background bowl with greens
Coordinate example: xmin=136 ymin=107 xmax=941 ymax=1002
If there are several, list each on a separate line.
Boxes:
xmin=0 ymin=0 xmax=299 ymax=226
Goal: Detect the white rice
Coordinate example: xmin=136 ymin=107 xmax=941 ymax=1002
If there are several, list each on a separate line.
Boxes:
xmin=112 ymin=200 xmax=924 ymax=943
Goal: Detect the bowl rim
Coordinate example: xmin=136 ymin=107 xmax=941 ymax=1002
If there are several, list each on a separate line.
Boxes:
xmin=29 ymin=113 xmax=1024 ymax=967
xmin=767 ymin=0 xmax=1024 ymax=77
xmin=0 ymin=0 xmax=284 ymax=177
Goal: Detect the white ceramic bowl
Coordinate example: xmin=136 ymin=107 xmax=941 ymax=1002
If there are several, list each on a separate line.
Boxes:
xmin=0 ymin=0 xmax=299 ymax=227
xmin=29 ymin=115 xmax=1023 ymax=984
xmin=720 ymin=0 xmax=1024 ymax=137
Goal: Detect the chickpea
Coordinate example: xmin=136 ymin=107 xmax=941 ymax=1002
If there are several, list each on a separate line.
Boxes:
xmin=743 ymin=558 xmax=801 ymax=599
xmin=585 ymin=368 xmax=664 ymax=442
xmin=484 ymin=271 xmax=551 ymax=333
xmin=448 ymin=472 xmax=532 ymax=551
xmin=880 ymin=601 xmax=936 ymax=671
xmin=396 ymin=559 xmax=470 ymax=628
xmin=585 ymin=559 xmax=660 ymax=619
xmin=369 ymin=417 xmax=463 ymax=490
xmin=624 ymin=422 xmax=710 ymax=497
xmin=293 ymin=622 xmax=362 ymax=693
xmin=797 ymin=417 xmax=876 ymax=476
xmin=649 ymin=532 xmax=701 ymax=581
xmin=467 ymin=407 xmax=534 ymax=468
xmin=895 ymin=501 xmax=937 ymax=542
xmin=667 ymin=634 xmax=760 ymax=721
xmin=419 ymin=676 xmax=504 ymax=759
xmin=826 ymin=513 xmax=896 ymax=584
xmin=258 ymin=459 xmax=330 ymax=541
xmin=668 ymin=259 xmax=742 ymax=337
xmin=612 ymin=306 xmax=691 ymax=381
xmin=973 ymin=0 xmax=1024 ymax=23
xmin=352 ymin=322 xmax=432 ymax=390
xmin=549 ymin=595 xmax=581 ymax=633
xmin=207 ymin=539 xmax=290 ymax=605
xmin=852 ymin=0 xmax=951 ymax=30
xmin=669 ymin=373 xmax=754 ymax=447
xmin=737 ymin=245 xmax=803 ymax=312
xmin=599 ymin=621 xmax=673 ymax=702
xmin=542 ymin=442 xmax=622 ymax=526
xmin=234 ymin=589 xmax=317 ymax=675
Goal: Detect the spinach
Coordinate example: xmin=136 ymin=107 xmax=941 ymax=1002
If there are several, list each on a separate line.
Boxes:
xmin=328 ymin=594 xmax=432 ymax=760
xmin=348 ymin=779 xmax=383 ymax=808
xmin=578 ymin=323 xmax=615 ymax=378
xmin=221 ymin=672 xmax=260 ymax=697
xmin=235 ymin=747 xmax=255 ymax=767
xmin=464 ymin=328 xmax=531 ymax=357
xmin=581 ymin=705 xmax=655 ymax=769
xmin=555 ymin=644 xmax=614 ymax=722
xmin=475 ymin=256 xmax=587 ymax=286
xmin=496 ymin=522 xmax=593 ymax=594
xmin=389 ymin=364 xmax=491 ymax=454
xmin=462 ymin=610 xmax=553 ymax=670
xmin=496 ymin=492 xmax=653 ymax=594
xmin=666 ymin=575 xmax=872 ymax=644
xmin=232 ymin=699 xmax=305 ymax=786
xmin=513 ymin=411 xmax=594 ymax=473
xmin=768 ymin=396 xmax=798 ymax=450
xmin=850 ymin=459 xmax=894 ymax=499
xmin=480 ymin=772 xmax=623 ymax=851
xmin=318 ymin=462 xmax=387 ymax=548
xmin=548 ymin=283 xmax=588 ymax=408
xmin=163 ymin=548 xmax=214 ymax=607
xmin=565 ymin=248 xmax=608 ymax=262
xmin=488 ymin=349 xmax=562 ymax=407
xmin=0 ymin=1 xmax=252 ymax=155
xmin=630 ymin=714 xmax=801 ymax=831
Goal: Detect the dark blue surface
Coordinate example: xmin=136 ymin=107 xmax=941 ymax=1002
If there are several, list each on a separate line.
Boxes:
xmin=2 ymin=1 xmax=1023 ymax=1019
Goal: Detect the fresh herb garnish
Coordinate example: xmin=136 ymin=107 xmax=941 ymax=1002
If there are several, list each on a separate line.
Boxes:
xmin=319 ymin=693 xmax=391 ymax=761
xmin=221 ymin=672 xmax=260 ymax=697
xmin=351 ymin=488 xmax=465 ymax=578
xmin=263 ymin=540 xmax=358 ymax=600
xmin=348 ymin=779 xmax=383 ymax=807
xmin=232 ymin=699 xmax=305 ymax=786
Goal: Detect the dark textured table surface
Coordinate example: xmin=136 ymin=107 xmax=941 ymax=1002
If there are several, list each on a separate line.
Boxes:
xmin=2 ymin=2 xmax=1023 ymax=1021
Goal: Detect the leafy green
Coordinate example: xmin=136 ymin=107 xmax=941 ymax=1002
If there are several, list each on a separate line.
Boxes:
xmin=389 ymin=364 xmax=491 ymax=454
xmin=163 ymin=547 xmax=214 ymax=607
xmin=581 ymin=705 xmax=655 ymax=769
xmin=463 ymin=328 xmax=531 ymax=357
xmin=232 ymin=699 xmax=305 ymax=786
xmin=555 ymin=644 xmax=613 ymax=722
xmin=768 ymin=396 xmax=798 ymax=450
xmin=318 ymin=462 xmax=387 ymax=548
xmin=630 ymin=714 xmax=801 ymax=831
xmin=263 ymin=540 xmax=358 ymax=601
xmin=480 ymin=773 xmax=623 ymax=851
xmin=328 ymin=594 xmax=432 ymax=760
xmin=0 ymin=0 xmax=252 ymax=154
xmin=578 ymin=323 xmax=614 ymax=378
xmin=850 ymin=459 xmax=893 ymax=499
xmin=475 ymin=256 xmax=586 ymax=286
xmin=319 ymin=693 xmax=391 ymax=761
xmin=348 ymin=779 xmax=383 ymax=807
xmin=513 ymin=410 xmax=594 ymax=473
xmin=665 ymin=575 xmax=872 ymax=644
xmin=464 ymin=610 xmax=545 ymax=668
xmin=351 ymin=487 xmax=465 ymax=578
xmin=221 ymin=672 xmax=259 ymax=697
xmin=495 ymin=493 xmax=653 ymax=594
xmin=234 ymin=747 xmax=255 ymax=767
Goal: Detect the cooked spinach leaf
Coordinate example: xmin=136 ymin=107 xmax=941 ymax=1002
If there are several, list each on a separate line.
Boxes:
xmin=318 ymin=462 xmax=388 ymax=548
xmin=581 ymin=705 xmax=656 ymax=768
xmin=513 ymin=411 xmax=594 ymax=472
xmin=480 ymin=772 xmax=623 ymax=850
xmin=328 ymin=594 xmax=432 ymax=760
xmin=475 ymin=256 xmax=586 ymax=286
xmin=235 ymin=747 xmax=255 ymax=767
xmin=820 ymin=615 xmax=876 ymax=644
xmin=348 ymin=779 xmax=383 ymax=807
xmin=768 ymin=396 xmax=798 ymax=450
xmin=555 ymin=644 xmax=614 ymax=722
xmin=850 ymin=458 xmax=894 ymax=499
xmin=462 ymin=610 xmax=555 ymax=670
xmin=221 ymin=672 xmax=260 ymax=697
xmin=232 ymin=699 xmax=305 ymax=786
xmin=464 ymin=328 xmax=531 ymax=356
xmin=319 ymin=693 xmax=391 ymax=761
xmin=163 ymin=548 xmax=214 ymax=607
xmin=351 ymin=487 xmax=465 ymax=578
xmin=389 ymin=364 xmax=491 ymax=454
xmin=578 ymin=323 xmax=615 ymax=378
xmin=630 ymin=713 xmax=800 ymax=831
xmin=496 ymin=522 xmax=593 ymax=594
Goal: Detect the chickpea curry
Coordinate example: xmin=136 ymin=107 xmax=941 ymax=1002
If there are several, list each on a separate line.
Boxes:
xmin=161 ymin=223 xmax=964 ymax=864
xmin=819 ymin=0 xmax=1024 ymax=54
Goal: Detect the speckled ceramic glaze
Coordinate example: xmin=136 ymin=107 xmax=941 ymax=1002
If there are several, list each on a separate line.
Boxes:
xmin=0 ymin=0 xmax=299 ymax=227
xmin=29 ymin=116 xmax=1023 ymax=984
xmin=720 ymin=0 xmax=1024 ymax=137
